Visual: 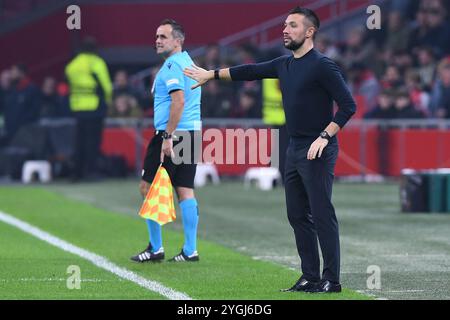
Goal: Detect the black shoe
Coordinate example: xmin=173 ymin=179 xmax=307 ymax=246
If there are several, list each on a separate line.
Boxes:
xmin=307 ymin=280 xmax=342 ymax=293
xmin=130 ymin=245 xmax=165 ymax=263
xmin=280 ymin=276 xmax=319 ymax=292
xmin=168 ymin=250 xmax=199 ymax=262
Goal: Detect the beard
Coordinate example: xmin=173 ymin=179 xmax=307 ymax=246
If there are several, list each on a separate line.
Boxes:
xmin=284 ymin=37 xmax=305 ymax=51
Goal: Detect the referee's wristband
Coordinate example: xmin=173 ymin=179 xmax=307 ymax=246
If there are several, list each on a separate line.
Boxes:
xmin=214 ymin=69 xmax=220 ymax=80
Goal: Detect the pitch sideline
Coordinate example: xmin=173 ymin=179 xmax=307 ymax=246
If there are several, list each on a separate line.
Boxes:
xmin=0 ymin=210 xmax=191 ymax=300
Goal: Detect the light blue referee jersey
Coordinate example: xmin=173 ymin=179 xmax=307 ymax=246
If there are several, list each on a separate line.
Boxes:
xmin=152 ymin=51 xmax=201 ymax=131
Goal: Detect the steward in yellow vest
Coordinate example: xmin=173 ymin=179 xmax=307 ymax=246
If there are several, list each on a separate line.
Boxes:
xmin=65 ymin=37 xmax=112 ymax=181
xmin=262 ymin=78 xmax=287 ymax=184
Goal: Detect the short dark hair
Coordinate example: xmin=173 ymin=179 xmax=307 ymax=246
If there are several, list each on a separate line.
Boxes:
xmin=160 ymin=19 xmax=185 ymax=42
xmin=80 ymin=36 xmax=97 ymax=53
xmin=288 ymin=7 xmax=321 ymax=29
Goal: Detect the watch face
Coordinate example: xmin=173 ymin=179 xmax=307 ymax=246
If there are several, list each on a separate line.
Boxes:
xmin=320 ymin=132 xmax=329 ymax=139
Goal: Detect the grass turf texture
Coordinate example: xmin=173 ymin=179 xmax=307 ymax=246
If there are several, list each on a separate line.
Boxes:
xmin=0 ymin=222 xmax=160 ymax=299
xmin=47 ymin=180 xmax=450 ymax=300
xmin=0 ymin=187 xmax=367 ymax=300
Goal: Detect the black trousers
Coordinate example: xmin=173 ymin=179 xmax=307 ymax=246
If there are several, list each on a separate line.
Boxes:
xmin=273 ymin=124 xmax=288 ymax=185
xmin=284 ymin=137 xmax=340 ymax=283
xmin=73 ymin=116 xmax=104 ymax=179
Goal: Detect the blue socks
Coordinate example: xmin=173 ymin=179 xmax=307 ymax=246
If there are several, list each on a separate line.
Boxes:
xmin=144 ymin=198 xmax=199 ymax=255
xmin=146 ymin=219 xmax=162 ymax=252
xmin=180 ymin=198 xmax=199 ymax=256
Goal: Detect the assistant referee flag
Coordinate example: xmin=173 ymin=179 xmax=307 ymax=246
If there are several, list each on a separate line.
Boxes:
xmin=139 ymin=165 xmax=176 ymax=225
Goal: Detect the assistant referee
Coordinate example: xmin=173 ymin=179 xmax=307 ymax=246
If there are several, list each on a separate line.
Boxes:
xmin=184 ymin=7 xmax=356 ymax=293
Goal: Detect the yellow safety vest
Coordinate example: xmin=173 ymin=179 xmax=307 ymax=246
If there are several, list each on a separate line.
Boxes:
xmin=65 ymin=53 xmax=112 ymax=112
xmin=262 ymin=78 xmax=285 ymax=125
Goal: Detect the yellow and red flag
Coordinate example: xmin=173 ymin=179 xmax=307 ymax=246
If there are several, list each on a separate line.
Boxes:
xmin=138 ymin=165 xmax=176 ymax=225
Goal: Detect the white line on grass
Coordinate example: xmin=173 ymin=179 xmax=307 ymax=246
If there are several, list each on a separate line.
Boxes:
xmin=0 ymin=211 xmax=191 ymax=300
xmin=0 ymin=278 xmax=124 ymax=283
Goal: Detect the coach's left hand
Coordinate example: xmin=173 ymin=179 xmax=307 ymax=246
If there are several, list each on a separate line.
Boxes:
xmin=161 ymin=138 xmax=175 ymax=162
xmin=307 ymin=137 xmax=329 ymax=160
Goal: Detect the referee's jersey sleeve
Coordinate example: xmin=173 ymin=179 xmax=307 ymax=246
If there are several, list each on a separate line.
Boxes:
xmin=162 ymin=62 xmax=185 ymax=94
xmin=317 ymin=57 xmax=356 ymax=128
xmin=229 ymin=57 xmax=281 ymax=81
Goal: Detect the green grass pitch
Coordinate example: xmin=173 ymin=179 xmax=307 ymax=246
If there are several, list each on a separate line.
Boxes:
xmin=1 ymin=180 xmax=449 ymax=299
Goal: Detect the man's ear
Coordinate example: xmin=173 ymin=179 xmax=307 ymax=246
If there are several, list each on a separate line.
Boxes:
xmin=306 ymin=27 xmax=315 ymax=39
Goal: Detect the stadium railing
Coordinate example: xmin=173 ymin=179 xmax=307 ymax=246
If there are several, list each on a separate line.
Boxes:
xmin=100 ymin=118 xmax=450 ymax=179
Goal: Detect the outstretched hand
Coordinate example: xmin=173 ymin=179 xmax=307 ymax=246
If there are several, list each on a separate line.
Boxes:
xmin=183 ymin=65 xmax=212 ymax=89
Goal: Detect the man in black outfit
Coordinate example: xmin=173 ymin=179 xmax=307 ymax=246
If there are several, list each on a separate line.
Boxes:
xmin=184 ymin=7 xmax=356 ymax=293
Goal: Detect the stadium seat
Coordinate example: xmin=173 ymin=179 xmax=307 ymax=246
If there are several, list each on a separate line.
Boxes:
xmin=244 ymin=167 xmax=281 ymax=191
xmin=21 ymin=160 xmax=52 ymax=184
xmin=194 ymin=163 xmax=220 ymax=187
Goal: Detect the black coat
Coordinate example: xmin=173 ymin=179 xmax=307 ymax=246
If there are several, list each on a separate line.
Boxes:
xmin=393 ymin=105 xmax=425 ymax=119
xmin=3 ymin=78 xmax=40 ymax=141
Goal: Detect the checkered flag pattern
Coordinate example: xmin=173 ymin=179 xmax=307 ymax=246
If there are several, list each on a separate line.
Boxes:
xmin=139 ymin=165 xmax=176 ymax=225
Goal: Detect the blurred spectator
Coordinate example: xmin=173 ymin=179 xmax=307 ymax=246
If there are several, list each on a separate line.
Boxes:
xmin=364 ymin=89 xmax=396 ymax=119
xmin=65 ymin=36 xmax=113 ymax=181
xmin=109 ymin=70 xmax=142 ymax=118
xmin=340 ymin=27 xmax=376 ymax=70
xmin=415 ymin=46 xmax=437 ymax=89
xmin=422 ymin=0 xmax=450 ymax=56
xmin=405 ymin=69 xmax=431 ymax=116
xmin=408 ymin=1 xmax=429 ymax=52
xmin=39 ymin=76 xmax=70 ymax=118
xmin=234 ymin=44 xmax=259 ymax=65
xmin=371 ymin=49 xmax=391 ymax=79
xmin=1 ymin=64 xmax=40 ymax=145
xmin=57 ymin=81 xmax=70 ymax=97
xmin=0 ymin=69 xmax=12 ymax=119
xmin=234 ymin=44 xmax=261 ymax=92
xmin=201 ymin=80 xmax=233 ymax=118
xmin=347 ymin=63 xmax=380 ymax=110
xmin=392 ymin=50 xmax=414 ymax=73
xmin=146 ymin=65 xmax=162 ymax=117
xmin=410 ymin=0 xmax=450 ymax=57
xmin=390 ymin=0 xmax=421 ymax=20
xmin=381 ymin=64 xmax=404 ymax=90
xmin=199 ymin=44 xmax=222 ymax=70
xmin=392 ymin=88 xmax=425 ymax=118
xmin=233 ymin=89 xmax=261 ymax=118
xmin=384 ymin=11 xmax=411 ymax=53
xmin=316 ymin=34 xmax=341 ymax=61
xmin=432 ymin=60 xmax=450 ymax=118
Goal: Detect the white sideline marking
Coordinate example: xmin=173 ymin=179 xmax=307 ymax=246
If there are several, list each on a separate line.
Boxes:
xmin=0 ymin=278 xmax=123 ymax=283
xmin=0 ymin=211 xmax=191 ymax=300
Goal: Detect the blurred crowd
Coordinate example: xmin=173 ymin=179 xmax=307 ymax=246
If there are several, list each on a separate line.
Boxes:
xmin=337 ymin=0 xmax=450 ymax=119
xmin=194 ymin=0 xmax=450 ymax=120
xmin=2 ymin=0 xmax=450 ymax=139
xmin=0 ymin=64 xmax=150 ymax=146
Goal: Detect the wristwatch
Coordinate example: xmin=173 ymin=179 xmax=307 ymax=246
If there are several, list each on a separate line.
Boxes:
xmin=161 ymin=131 xmax=172 ymax=140
xmin=319 ymin=131 xmax=331 ymax=141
